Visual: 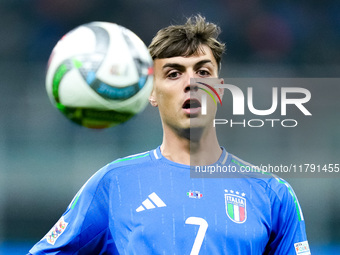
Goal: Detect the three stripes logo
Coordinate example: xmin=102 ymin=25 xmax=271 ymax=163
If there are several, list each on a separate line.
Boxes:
xmin=136 ymin=192 xmax=166 ymax=212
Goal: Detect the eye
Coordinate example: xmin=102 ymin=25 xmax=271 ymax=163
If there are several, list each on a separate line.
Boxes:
xmin=167 ymin=71 xmax=181 ymax=79
xmin=197 ymin=69 xmax=211 ymax=77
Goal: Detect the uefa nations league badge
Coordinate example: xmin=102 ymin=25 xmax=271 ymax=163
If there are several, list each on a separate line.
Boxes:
xmin=225 ymin=190 xmax=247 ymax=224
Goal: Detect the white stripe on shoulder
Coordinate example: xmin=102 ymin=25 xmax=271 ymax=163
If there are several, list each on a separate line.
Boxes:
xmin=232 ymin=155 xmax=253 ymax=167
xmin=153 ymin=149 xmax=160 ymax=159
xmin=221 ymin=151 xmax=229 ymax=165
xmin=125 ymin=151 xmax=149 ymax=159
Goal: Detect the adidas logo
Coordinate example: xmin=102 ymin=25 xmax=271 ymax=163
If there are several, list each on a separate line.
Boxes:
xmin=136 ymin=192 xmax=166 ymax=212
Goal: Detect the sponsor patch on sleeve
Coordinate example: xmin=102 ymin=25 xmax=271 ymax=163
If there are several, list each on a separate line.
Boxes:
xmin=294 ymin=241 xmax=311 ymax=255
xmin=45 ymin=216 xmax=68 ymax=245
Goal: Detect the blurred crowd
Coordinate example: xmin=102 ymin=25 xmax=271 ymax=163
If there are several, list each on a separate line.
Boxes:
xmin=0 ymin=0 xmax=339 ymax=66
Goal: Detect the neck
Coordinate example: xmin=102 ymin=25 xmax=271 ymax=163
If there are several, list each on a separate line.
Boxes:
xmin=160 ymin=125 xmax=222 ymax=166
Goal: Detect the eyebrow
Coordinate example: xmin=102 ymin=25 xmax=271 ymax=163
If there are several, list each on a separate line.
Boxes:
xmin=193 ymin=59 xmax=214 ymax=70
xmin=162 ymin=63 xmax=185 ymax=71
xmin=162 ymin=59 xmax=214 ymax=71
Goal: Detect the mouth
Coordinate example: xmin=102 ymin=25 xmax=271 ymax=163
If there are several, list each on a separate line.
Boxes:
xmin=182 ymin=98 xmax=202 ymax=109
xmin=182 ymin=98 xmax=202 ymax=115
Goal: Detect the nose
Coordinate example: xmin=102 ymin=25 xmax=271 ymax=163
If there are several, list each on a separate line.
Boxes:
xmin=184 ymin=84 xmax=199 ymax=93
xmin=184 ymin=71 xmax=199 ymax=93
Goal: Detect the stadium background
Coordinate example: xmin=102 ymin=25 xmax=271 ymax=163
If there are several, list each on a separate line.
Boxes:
xmin=0 ymin=0 xmax=339 ymax=254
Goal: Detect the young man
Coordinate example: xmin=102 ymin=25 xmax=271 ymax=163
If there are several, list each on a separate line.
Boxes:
xmin=29 ymin=15 xmax=310 ymax=254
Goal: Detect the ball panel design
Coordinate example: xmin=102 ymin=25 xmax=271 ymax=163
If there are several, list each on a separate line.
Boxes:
xmin=57 ymin=106 xmax=134 ymax=129
xmin=46 ymin=21 xmax=153 ymax=129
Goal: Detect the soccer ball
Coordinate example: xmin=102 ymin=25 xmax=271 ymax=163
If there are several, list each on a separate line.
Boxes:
xmin=46 ymin=22 xmax=153 ymax=129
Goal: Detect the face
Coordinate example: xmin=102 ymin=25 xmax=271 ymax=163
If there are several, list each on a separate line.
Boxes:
xmin=150 ymin=45 xmax=222 ymax=132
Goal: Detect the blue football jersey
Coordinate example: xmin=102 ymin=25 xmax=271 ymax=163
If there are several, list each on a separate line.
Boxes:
xmin=29 ymin=147 xmax=310 ymax=255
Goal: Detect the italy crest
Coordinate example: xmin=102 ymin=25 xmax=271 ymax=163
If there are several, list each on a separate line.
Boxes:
xmin=224 ymin=190 xmax=247 ymax=224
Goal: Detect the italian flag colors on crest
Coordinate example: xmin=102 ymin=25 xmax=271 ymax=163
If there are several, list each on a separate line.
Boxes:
xmin=225 ymin=193 xmax=247 ymax=223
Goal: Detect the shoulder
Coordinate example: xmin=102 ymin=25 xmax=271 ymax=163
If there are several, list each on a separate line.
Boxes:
xmin=109 ymin=150 xmax=152 ymax=168
xmin=228 ymin=153 xmax=298 ymax=203
xmin=89 ymin=150 xmax=153 ymax=183
xmin=66 ymin=149 xmax=154 ymax=212
xmin=70 ymin=150 xmax=152 ymax=197
xmin=104 ymin=149 xmax=155 ymax=176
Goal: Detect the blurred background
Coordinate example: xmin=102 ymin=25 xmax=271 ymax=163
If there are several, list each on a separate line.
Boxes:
xmin=0 ymin=0 xmax=339 ymax=254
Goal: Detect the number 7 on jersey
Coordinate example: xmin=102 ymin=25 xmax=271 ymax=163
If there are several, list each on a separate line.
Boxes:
xmin=185 ymin=217 xmax=208 ymax=255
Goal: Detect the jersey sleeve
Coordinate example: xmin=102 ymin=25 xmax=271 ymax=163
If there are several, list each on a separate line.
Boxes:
xmin=264 ymin=177 xmax=311 ymax=255
xmin=28 ymin=165 xmax=118 ymax=255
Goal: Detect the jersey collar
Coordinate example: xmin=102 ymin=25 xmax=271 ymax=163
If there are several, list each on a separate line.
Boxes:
xmin=151 ymin=146 xmax=231 ymax=168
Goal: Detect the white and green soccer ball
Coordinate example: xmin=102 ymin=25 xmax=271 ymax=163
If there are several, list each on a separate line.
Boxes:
xmin=46 ymin=22 xmax=153 ymax=129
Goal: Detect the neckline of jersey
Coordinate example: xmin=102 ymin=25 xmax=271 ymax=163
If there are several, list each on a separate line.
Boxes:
xmin=151 ymin=146 xmax=232 ymax=169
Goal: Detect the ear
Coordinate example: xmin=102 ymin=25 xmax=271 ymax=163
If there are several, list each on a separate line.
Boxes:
xmin=149 ymin=90 xmax=158 ymax=107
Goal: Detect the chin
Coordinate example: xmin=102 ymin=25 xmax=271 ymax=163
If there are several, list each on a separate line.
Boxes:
xmin=188 ymin=119 xmax=205 ymax=129
xmin=189 ymin=115 xmax=214 ymax=128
